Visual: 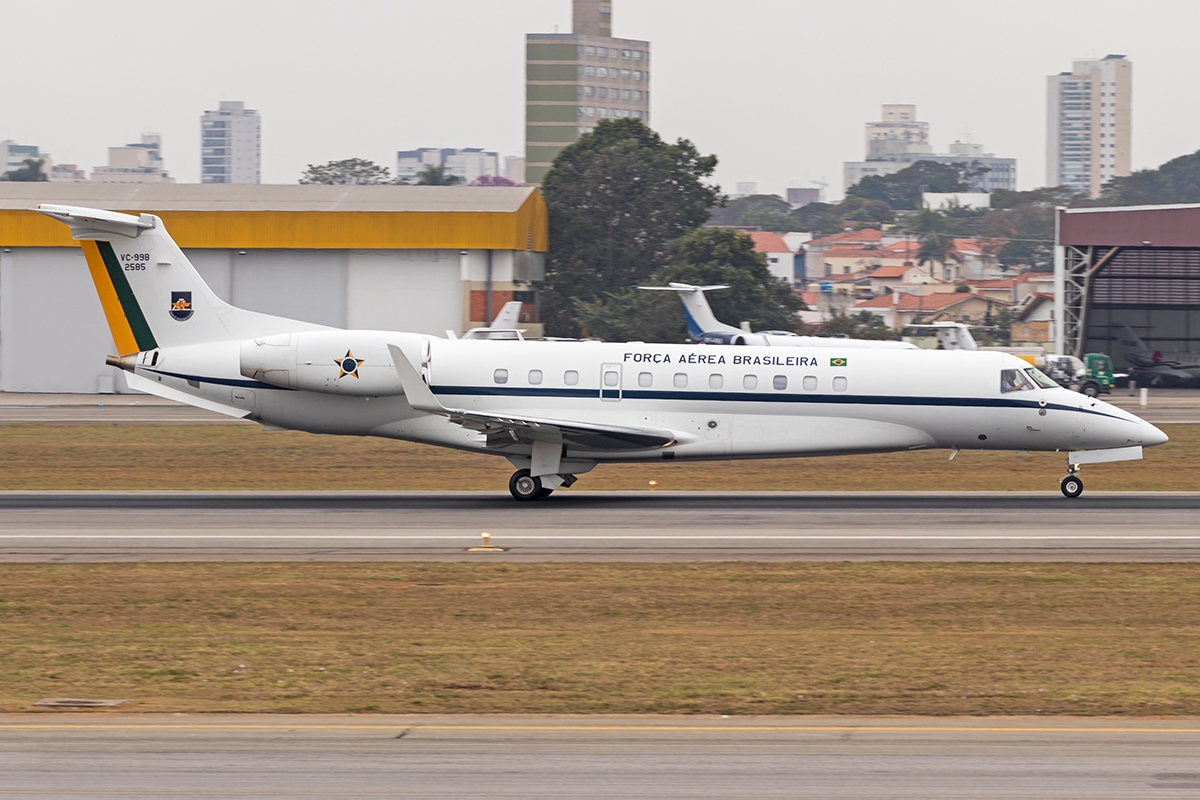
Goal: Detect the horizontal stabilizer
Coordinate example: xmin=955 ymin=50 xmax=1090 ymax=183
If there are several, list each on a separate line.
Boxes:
xmin=38 ymin=204 xmax=156 ymax=240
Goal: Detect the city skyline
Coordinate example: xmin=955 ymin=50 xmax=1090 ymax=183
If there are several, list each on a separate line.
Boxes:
xmin=2 ymin=1 xmax=1197 ymax=196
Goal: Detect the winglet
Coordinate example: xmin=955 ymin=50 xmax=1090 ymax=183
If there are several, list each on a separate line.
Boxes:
xmin=387 ymin=344 xmax=448 ymax=415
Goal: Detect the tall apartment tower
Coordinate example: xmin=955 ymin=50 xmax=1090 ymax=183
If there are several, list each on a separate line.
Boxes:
xmin=200 ymin=101 xmax=261 ymax=184
xmin=524 ymin=0 xmax=650 ymax=186
xmin=1046 ymin=55 xmax=1132 ymax=198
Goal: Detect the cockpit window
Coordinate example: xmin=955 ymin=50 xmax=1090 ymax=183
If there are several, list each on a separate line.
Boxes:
xmin=1000 ymin=368 xmax=1033 ymax=393
xmin=1025 ymin=367 xmax=1059 ymax=390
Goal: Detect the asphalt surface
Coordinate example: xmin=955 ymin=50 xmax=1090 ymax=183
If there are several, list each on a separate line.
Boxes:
xmin=3 ymin=491 xmax=1200 ymax=562
xmin=3 ymin=714 xmax=1200 ymax=798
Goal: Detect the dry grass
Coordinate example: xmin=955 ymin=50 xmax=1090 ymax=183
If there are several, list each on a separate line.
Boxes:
xmin=0 ymin=423 xmax=1194 ymax=491
xmin=2 ymin=562 xmax=1200 ymax=716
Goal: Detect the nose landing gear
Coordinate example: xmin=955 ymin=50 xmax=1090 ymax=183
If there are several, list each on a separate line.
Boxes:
xmin=1060 ymin=466 xmax=1083 ymax=498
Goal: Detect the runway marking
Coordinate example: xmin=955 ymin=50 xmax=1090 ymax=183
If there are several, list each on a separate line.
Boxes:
xmin=3 ymin=723 xmax=1200 ymax=733
xmin=2 ymin=534 xmax=1200 ymax=541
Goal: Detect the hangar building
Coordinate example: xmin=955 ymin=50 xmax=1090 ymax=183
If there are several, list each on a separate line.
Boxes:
xmin=0 ymin=184 xmax=547 ymax=393
xmin=1056 ymin=203 xmax=1200 ymax=364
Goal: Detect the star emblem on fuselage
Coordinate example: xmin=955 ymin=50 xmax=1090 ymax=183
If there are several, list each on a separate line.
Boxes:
xmin=335 ymin=349 xmax=364 ymax=378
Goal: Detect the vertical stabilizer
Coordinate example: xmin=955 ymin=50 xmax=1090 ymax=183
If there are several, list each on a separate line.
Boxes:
xmin=636 ymin=282 xmax=738 ymax=339
xmin=39 ymin=204 xmax=328 ymax=354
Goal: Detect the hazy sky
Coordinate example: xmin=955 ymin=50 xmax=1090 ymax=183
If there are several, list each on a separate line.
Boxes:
xmin=4 ymin=0 xmax=1198 ymax=197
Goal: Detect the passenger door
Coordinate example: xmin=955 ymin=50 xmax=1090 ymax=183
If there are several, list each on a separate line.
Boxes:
xmin=600 ymin=363 xmax=622 ymax=401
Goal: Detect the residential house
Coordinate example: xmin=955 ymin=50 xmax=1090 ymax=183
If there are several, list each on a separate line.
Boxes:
xmin=748 ymin=231 xmax=798 ymax=284
xmin=853 ymin=289 xmax=1014 ymax=329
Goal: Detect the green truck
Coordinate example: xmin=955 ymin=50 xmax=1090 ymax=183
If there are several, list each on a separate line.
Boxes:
xmin=1041 ymin=353 xmax=1115 ymax=397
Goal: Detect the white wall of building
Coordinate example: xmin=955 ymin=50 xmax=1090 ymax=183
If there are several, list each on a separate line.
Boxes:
xmin=0 ymin=245 xmax=528 ymax=393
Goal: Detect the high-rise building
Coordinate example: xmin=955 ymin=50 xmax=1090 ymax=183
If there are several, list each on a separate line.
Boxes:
xmin=525 ymin=0 xmax=650 ymax=186
xmin=1046 ymin=55 xmax=1132 ymax=197
xmin=91 ymin=134 xmax=174 ymax=184
xmin=395 ymin=147 xmax=500 ymax=184
xmin=1 ymin=140 xmax=50 ymax=178
xmin=200 ymin=101 xmax=261 ymax=184
xmin=843 ymin=105 xmax=1017 ymax=193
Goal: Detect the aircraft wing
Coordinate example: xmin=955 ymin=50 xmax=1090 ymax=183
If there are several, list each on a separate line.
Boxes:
xmin=386 ymin=344 xmax=675 ymax=451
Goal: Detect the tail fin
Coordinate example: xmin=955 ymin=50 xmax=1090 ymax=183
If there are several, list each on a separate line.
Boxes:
xmin=489 ymin=300 xmax=524 ymax=329
xmin=39 ymin=204 xmax=326 ymax=354
xmin=636 ymin=282 xmax=736 ymax=339
xmin=1116 ymin=324 xmax=1150 ymax=354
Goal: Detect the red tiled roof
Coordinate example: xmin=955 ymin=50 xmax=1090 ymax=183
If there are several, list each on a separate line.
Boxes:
xmin=963 ymin=277 xmax=1019 ymax=288
xmin=869 ymin=265 xmax=916 ymax=279
xmin=749 ymin=231 xmax=793 ymax=253
xmin=807 ymin=228 xmax=883 ymax=246
xmin=799 ymin=291 xmax=818 ymax=306
xmin=854 ymin=291 xmax=1013 ymax=312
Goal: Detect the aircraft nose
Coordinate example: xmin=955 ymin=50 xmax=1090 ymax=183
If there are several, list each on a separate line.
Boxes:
xmin=1142 ymin=421 xmax=1169 ymax=447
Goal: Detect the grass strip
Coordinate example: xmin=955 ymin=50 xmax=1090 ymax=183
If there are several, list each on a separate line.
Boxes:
xmin=2 ymin=562 xmax=1199 ymax=716
xmin=0 ymin=423 xmax=1194 ymax=491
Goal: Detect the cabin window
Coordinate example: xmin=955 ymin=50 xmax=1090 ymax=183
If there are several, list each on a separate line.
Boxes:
xmin=743 ymin=374 xmax=757 ymax=390
xmin=638 ymin=372 xmax=653 ymax=387
xmin=833 ymin=376 xmax=848 ymax=392
xmin=773 ymin=375 xmax=787 ymax=390
xmin=802 ymin=375 xmax=818 ymax=391
xmin=673 ymin=373 xmax=688 ymax=388
xmin=493 ymin=369 xmax=508 ymax=384
xmin=709 ymin=374 xmax=723 ymax=389
xmin=604 ymin=370 xmax=619 ymax=387
xmin=564 ymin=370 xmax=579 ymax=385
xmin=528 ymin=369 xmax=543 ymax=385
xmin=1000 ymin=368 xmax=1033 ymax=393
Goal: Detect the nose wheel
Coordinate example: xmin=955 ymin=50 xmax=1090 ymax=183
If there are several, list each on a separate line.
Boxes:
xmin=1060 ymin=472 xmax=1083 ymax=498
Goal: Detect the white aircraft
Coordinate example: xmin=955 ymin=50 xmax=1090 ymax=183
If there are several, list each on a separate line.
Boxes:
xmin=1115 ymin=324 xmax=1200 ymax=385
xmin=452 ymin=300 xmax=526 ymax=341
xmin=40 ymin=204 xmax=1166 ymax=500
xmin=638 ymin=282 xmax=916 ymax=349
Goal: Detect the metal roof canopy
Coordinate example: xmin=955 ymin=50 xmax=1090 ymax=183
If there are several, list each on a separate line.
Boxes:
xmin=0 ymin=184 xmax=548 ymax=251
xmin=1056 ymin=204 xmax=1200 ymax=357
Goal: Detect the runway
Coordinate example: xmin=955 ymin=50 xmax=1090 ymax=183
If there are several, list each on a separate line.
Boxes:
xmin=3 ymin=714 xmax=1200 ymax=798
xmin=3 ymin=491 xmax=1200 ymax=562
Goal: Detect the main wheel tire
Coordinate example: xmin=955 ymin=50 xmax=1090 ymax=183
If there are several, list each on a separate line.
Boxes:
xmin=1061 ymin=474 xmax=1084 ymax=498
xmin=1082 ymin=382 xmax=1100 ymax=398
xmin=509 ymin=469 xmax=543 ymax=501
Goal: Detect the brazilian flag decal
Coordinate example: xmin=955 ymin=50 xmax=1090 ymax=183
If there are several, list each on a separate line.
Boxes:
xmin=830 ymin=357 xmax=848 ymax=367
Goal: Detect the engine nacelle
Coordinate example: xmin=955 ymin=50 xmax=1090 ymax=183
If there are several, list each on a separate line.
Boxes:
xmin=695 ymin=331 xmax=766 ymax=346
xmin=239 ymin=331 xmax=417 ymax=396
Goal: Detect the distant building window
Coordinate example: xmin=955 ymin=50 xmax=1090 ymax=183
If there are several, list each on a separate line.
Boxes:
xmin=773 ymin=375 xmax=788 ymax=390
xmin=585 ymin=86 xmax=595 ymax=96
xmin=598 ymin=108 xmax=607 ymax=117
xmin=597 ymin=67 xmax=607 ymax=77
xmin=621 ymin=89 xmax=631 ymax=99
xmin=638 ymin=372 xmax=652 ymax=387
xmin=743 ymin=374 xmax=757 ymax=390
xmin=564 ymin=370 xmax=579 ymax=385
xmin=622 ymin=49 xmax=631 ymax=58
xmin=633 ymin=110 xmax=643 ymax=119
xmin=634 ymin=50 xmax=643 ymax=60
xmin=621 ymin=69 xmax=631 ymax=79
xmin=598 ymin=87 xmax=607 ymax=99
xmin=634 ymin=71 xmax=643 ymax=81
xmin=634 ymin=90 xmax=643 ymax=100
xmin=585 ymin=46 xmax=596 ymax=55
xmin=598 ymin=47 xmax=607 ymax=57
xmin=709 ymin=374 xmax=723 ymax=389
xmin=585 ymin=65 xmax=595 ymax=76
xmin=673 ymin=373 xmax=688 ymax=388
xmin=585 ymin=106 xmax=595 ymax=116
xmin=494 ymin=369 xmax=508 ymax=385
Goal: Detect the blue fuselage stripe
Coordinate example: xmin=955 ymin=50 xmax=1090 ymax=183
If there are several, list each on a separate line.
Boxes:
xmin=429 ymin=384 xmax=1125 ymax=420
xmin=143 ymin=368 xmax=289 ymax=391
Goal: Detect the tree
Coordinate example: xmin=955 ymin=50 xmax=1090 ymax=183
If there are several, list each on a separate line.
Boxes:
xmin=540 ymin=118 xmax=721 ymax=336
xmin=574 ymin=289 xmax=687 ymax=343
xmin=416 ymin=164 xmax=463 ymax=186
xmin=707 ymin=194 xmax=793 ymax=230
xmin=1097 ymin=150 xmax=1200 ymax=206
xmin=0 ymin=158 xmax=48 ymax=182
xmin=847 ymin=160 xmax=970 ymax=210
xmin=299 ymin=158 xmax=392 ymax=185
xmin=789 ymin=196 xmax=894 ymax=235
xmin=469 ymin=174 xmax=519 ymax=186
xmin=910 ymin=208 xmax=960 ymax=274
xmin=817 ymin=311 xmax=897 ymax=340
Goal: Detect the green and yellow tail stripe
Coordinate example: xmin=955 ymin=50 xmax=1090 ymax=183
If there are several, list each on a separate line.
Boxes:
xmin=80 ymin=241 xmax=158 ymax=355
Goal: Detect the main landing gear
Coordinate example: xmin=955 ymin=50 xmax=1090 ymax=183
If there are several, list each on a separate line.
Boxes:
xmin=509 ymin=469 xmax=551 ymax=501
xmin=1060 ymin=465 xmax=1084 ymax=499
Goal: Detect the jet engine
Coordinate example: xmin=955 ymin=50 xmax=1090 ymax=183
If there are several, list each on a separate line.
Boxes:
xmin=239 ymin=331 xmax=412 ymax=396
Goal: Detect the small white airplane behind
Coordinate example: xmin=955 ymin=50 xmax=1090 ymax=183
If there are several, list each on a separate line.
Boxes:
xmin=638 ymin=282 xmax=917 ymax=349
xmin=1115 ymin=324 xmax=1200 ymax=385
xmin=452 ymin=300 xmax=527 ymax=341
xmin=39 ymin=204 xmax=1167 ymax=500
xmin=906 ymin=322 xmax=980 ymax=351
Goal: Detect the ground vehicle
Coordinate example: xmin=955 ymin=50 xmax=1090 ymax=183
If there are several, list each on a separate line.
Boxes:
xmin=1042 ymin=353 xmax=1114 ymax=397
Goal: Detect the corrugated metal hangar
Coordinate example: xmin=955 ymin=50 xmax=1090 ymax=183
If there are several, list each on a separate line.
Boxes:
xmin=0 ymin=184 xmax=548 ymax=393
xmin=1056 ymin=203 xmax=1200 ymax=370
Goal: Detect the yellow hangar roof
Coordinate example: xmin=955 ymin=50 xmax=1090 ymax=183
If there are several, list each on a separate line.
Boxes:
xmin=0 ymin=184 xmax=548 ymax=251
